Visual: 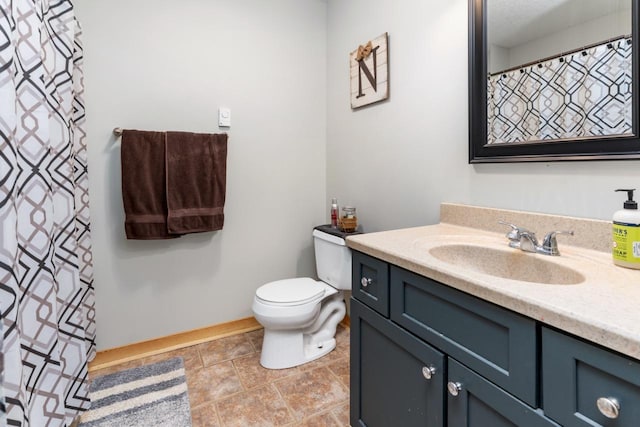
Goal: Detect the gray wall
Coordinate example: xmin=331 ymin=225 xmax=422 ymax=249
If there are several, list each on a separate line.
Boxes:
xmin=77 ymin=0 xmax=640 ymax=350
xmin=76 ymin=0 xmax=327 ymax=349
xmin=508 ymin=11 xmax=631 ymax=70
xmin=327 ymin=0 xmax=640 ymax=234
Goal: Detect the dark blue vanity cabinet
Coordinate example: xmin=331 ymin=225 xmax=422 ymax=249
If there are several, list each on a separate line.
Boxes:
xmin=542 ymin=328 xmax=640 ymax=426
xmin=390 ymin=266 xmax=538 ymax=407
xmin=447 ymin=359 xmax=558 ymax=427
xmin=352 ymin=251 xmax=389 ymax=317
xmin=350 ymin=250 xmax=640 ymax=427
xmin=351 ymin=299 xmax=445 ymax=427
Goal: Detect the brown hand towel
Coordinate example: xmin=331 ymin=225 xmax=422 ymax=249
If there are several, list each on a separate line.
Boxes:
xmin=121 ymin=130 xmax=178 ymax=239
xmin=165 ymin=131 xmax=228 ymax=234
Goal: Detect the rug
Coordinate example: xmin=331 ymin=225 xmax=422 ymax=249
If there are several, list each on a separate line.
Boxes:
xmin=79 ymin=357 xmax=192 ymax=427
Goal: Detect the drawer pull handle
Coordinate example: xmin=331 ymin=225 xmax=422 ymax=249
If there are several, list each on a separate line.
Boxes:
xmin=447 ymin=381 xmax=463 ymax=397
xmin=422 ymin=366 xmax=437 ymax=380
xmin=597 ymin=397 xmax=620 ymax=419
xmin=360 ymin=277 xmax=372 ymax=288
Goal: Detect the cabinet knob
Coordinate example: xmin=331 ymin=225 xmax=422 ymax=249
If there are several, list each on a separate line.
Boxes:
xmin=360 ymin=277 xmax=372 ymax=288
xmin=597 ymin=397 xmax=620 ymax=419
xmin=422 ymin=366 xmax=437 ymax=380
xmin=447 ymin=381 xmax=463 ymax=397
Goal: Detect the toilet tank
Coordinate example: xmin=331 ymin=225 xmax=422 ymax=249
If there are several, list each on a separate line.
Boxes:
xmin=313 ymin=229 xmax=352 ymax=290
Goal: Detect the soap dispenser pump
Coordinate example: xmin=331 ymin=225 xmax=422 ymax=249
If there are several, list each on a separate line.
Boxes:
xmin=612 ymin=188 xmax=640 ymax=269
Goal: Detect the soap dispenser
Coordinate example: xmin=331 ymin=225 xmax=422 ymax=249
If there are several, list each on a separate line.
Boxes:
xmin=612 ymin=189 xmax=640 ymax=269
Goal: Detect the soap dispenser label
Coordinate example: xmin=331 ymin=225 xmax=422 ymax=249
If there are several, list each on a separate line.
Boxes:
xmin=613 ymin=222 xmax=640 ymax=262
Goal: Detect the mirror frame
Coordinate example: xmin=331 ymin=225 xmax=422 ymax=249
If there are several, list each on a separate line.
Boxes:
xmin=469 ymin=0 xmax=640 ymax=163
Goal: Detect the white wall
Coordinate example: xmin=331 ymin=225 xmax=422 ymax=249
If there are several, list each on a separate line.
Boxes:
xmin=508 ymin=10 xmax=631 ymax=69
xmin=76 ymin=0 xmax=327 ymax=349
xmin=327 ymin=0 xmax=640 ymax=234
xmin=488 ymin=44 xmax=508 ymax=74
xmin=77 ymin=0 xmax=640 ymax=350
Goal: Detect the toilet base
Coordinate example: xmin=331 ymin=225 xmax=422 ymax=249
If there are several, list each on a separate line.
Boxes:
xmin=259 ymin=294 xmax=346 ymax=369
xmin=259 ymin=331 xmax=337 ymax=369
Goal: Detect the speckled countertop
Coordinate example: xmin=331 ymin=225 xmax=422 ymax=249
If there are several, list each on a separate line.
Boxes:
xmin=346 ymin=203 xmax=640 ymax=360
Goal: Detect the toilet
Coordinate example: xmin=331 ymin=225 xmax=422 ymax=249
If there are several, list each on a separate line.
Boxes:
xmin=252 ymin=227 xmax=353 ymax=369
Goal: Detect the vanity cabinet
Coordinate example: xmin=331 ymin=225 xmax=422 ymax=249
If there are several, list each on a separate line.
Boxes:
xmin=351 ymin=250 xmax=640 ymax=427
xmin=390 ymin=266 xmax=537 ymax=407
xmin=447 ymin=359 xmax=557 ymax=427
xmin=350 ymin=299 xmax=445 ymax=427
xmin=352 ymin=250 xmax=389 ymax=317
xmin=542 ymin=327 xmax=640 ymax=427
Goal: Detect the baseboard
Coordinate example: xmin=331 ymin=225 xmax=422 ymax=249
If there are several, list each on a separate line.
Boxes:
xmin=89 ymin=316 xmax=262 ymax=372
xmin=89 ymin=313 xmax=352 ymax=372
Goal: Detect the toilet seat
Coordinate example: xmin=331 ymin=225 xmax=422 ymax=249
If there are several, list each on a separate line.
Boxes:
xmin=255 ymin=278 xmax=327 ymax=307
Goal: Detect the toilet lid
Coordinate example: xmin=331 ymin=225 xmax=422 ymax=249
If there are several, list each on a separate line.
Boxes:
xmin=256 ymin=278 xmax=327 ymax=306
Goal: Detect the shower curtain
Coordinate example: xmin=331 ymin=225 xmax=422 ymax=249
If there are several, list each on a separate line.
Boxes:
xmin=0 ymin=0 xmax=96 ymax=425
xmin=488 ymin=37 xmax=632 ymax=144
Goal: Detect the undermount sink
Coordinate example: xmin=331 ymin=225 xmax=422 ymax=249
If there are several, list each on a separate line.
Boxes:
xmin=429 ymin=244 xmax=586 ymax=285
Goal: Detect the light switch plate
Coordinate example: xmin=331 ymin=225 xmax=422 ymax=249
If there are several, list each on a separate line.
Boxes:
xmin=218 ymin=108 xmax=231 ymax=127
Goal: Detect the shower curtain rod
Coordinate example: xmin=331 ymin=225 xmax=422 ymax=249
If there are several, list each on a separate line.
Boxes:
xmin=490 ymin=33 xmax=632 ymax=77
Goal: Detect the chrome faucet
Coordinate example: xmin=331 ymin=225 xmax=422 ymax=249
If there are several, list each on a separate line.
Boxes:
xmin=518 ymin=230 xmax=539 ymax=253
xmin=539 ymin=230 xmax=575 ymax=256
xmin=499 ymin=221 xmax=573 ymax=256
xmin=498 ymin=221 xmax=530 ymax=249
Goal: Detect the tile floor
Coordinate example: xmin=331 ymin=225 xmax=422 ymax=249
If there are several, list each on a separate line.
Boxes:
xmin=90 ymin=324 xmax=351 ymax=427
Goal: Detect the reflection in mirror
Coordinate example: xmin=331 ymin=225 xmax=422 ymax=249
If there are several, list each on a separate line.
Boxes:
xmin=486 ymin=0 xmax=632 ymax=145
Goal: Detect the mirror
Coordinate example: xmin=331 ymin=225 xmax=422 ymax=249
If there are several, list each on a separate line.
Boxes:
xmin=469 ymin=0 xmax=640 ymax=162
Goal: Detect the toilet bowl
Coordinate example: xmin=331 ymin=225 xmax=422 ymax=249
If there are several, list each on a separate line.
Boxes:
xmin=252 ymin=227 xmax=353 ymax=369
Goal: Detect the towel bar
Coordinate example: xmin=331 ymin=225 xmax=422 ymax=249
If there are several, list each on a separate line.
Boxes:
xmin=113 ymin=127 xmax=123 ymax=137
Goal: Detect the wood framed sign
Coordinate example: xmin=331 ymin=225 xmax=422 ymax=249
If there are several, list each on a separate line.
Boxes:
xmin=350 ymin=32 xmax=389 ymax=109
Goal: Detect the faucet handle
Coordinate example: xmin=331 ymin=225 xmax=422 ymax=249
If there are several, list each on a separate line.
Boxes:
xmin=541 ymin=231 xmax=574 ymax=256
xmin=499 ymin=220 xmax=520 ymax=236
xmin=498 ymin=221 xmax=529 ymax=248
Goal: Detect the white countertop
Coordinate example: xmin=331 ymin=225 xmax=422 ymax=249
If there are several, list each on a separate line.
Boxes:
xmin=346 ymin=204 xmax=640 ymax=360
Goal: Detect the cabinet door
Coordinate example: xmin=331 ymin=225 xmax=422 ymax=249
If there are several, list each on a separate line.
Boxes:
xmin=350 ymin=298 xmax=445 ymax=427
xmin=542 ymin=327 xmax=640 ymax=427
xmin=448 ymin=359 xmax=559 ymax=427
xmin=390 ymin=266 xmax=538 ymax=406
xmin=352 ymin=251 xmax=389 ymax=317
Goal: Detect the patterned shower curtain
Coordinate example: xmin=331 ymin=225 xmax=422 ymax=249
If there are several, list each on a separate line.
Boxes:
xmin=0 ymin=0 xmax=96 ymax=426
xmin=488 ymin=37 xmax=632 ymax=144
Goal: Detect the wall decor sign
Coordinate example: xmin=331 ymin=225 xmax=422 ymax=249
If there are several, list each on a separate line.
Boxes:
xmin=350 ymin=32 xmax=389 ymax=109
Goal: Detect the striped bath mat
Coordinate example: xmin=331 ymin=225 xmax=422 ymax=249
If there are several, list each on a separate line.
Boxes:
xmin=80 ymin=357 xmax=192 ymax=427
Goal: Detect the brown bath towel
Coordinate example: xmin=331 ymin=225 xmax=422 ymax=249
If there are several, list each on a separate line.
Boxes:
xmin=165 ymin=131 xmax=228 ymax=234
xmin=121 ymin=130 xmax=177 ymax=239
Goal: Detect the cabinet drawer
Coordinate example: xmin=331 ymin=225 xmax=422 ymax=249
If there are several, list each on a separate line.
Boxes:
xmin=352 ymin=251 xmax=389 ymax=317
xmin=390 ymin=266 xmax=538 ymax=406
xmin=542 ymin=327 xmax=640 ymax=427
xmin=448 ymin=359 xmax=559 ymax=427
xmin=351 ymin=298 xmax=445 ymax=427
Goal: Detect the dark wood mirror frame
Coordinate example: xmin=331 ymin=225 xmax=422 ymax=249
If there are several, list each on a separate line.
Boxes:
xmin=469 ymin=0 xmax=640 ymax=163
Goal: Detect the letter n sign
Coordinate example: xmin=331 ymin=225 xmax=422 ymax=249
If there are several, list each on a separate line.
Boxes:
xmin=350 ymin=32 xmax=389 ymax=109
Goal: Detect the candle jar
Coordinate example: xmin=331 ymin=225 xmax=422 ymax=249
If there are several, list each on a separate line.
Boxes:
xmin=339 ymin=206 xmax=357 ymax=232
